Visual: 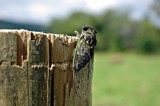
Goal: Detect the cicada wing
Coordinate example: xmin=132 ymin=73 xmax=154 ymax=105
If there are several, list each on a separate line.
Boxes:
xmin=73 ymin=41 xmax=93 ymax=97
xmin=74 ymin=61 xmax=93 ymax=97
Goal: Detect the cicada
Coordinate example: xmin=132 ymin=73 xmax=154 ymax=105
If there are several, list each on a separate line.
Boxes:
xmin=72 ymin=26 xmax=97 ymax=97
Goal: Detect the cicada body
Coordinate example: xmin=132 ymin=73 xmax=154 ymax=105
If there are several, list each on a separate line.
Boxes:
xmin=73 ymin=26 xmax=97 ymax=97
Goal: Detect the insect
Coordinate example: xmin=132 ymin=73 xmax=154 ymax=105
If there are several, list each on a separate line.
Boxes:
xmin=72 ymin=26 xmax=97 ymax=97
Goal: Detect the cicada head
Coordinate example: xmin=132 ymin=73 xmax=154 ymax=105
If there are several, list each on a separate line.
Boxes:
xmin=82 ymin=26 xmax=97 ymax=37
xmin=81 ymin=26 xmax=97 ymax=47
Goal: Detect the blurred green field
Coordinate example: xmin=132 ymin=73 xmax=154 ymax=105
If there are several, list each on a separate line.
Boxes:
xmin=92 ymin=52 xmax=160 ymax=106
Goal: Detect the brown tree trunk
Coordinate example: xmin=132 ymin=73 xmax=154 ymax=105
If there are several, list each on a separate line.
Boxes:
xmin=0 ymin=29 xmax=93 ymax=106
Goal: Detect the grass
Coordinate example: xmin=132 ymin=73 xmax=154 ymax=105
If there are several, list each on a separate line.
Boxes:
xmin=92 ymin=52 xmax=160 ymax=106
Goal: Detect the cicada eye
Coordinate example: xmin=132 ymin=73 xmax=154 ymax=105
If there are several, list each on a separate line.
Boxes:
xmin=82 ymin=27 xmax=88 ymax=31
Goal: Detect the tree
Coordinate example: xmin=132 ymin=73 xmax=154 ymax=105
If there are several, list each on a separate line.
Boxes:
xmin=135 ymin=19 xmax=160 ymax=53
xmin=48 ymin=12 xmax=98 ymax=35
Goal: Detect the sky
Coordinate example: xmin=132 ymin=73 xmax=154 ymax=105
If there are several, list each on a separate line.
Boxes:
xmin=0 ymin=0 xmax=153 ymax=25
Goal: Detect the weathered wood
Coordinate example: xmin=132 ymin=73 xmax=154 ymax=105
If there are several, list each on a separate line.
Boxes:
xmin=0 ymin=30 xmax=28 ymax=106
xmin=0 ymin=29 xmax=93 ymax=106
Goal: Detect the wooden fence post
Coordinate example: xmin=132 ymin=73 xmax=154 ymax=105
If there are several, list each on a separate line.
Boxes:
xmin=0 ymin=29 xmax=93 ymax=106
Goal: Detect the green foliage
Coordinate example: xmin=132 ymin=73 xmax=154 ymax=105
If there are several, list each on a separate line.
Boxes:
xmin=135 ymin=20 xmax=160 ymax=54
xmin=48 ymin=12 xmax=98 ymax=35
xmin=47 ymin=9 xmax=160 ymax=54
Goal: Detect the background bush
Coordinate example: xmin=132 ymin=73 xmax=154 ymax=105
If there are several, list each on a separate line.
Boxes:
xmin=47 ymin=9 xmax=160 ymax=54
